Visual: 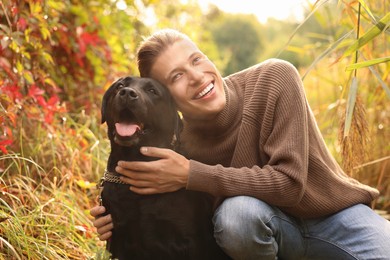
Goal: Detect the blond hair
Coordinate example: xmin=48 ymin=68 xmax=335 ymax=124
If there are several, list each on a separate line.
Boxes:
xmin=137 ymin=29 xmax=191 ymax=77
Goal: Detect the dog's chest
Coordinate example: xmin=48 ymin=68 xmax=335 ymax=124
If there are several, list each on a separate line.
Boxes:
xmin=102 ymin=183 xmax=211 ymax=228
xmin=101 ymin=183 xmax=224 ymax=259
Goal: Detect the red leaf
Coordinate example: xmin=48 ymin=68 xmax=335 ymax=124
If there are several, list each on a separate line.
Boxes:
xmin=28 ymin=84 xmax=45 ymax=99
xmin=1 ymin=84 xmax=23 ymax=101
xmin=93 ymin=16 xmax=99 ymax=25
xmin=11 ymin=6 xmax=19 ymax=16
xmin=34 ymin=95 xmax=64 ymax=124
xmin=77 ymin=27 xmax=102 ymax=57
xmin=75 ymin=55 xmax=85 ymax=67
xmin=48 ymin=95 xmax=59 ymax=105
xmin=81 ymin=31 xmax=100 ymax=46
xmin=36 ymin=96 xmax=46 ymax=107
xmin=0 ymin=140 xmax=12 ymax=154
xmin=4 ymin=126 xmax=13 ymax=138
xmin=17 ymin=18 xmax=27 ymax=31
xmin=44 ymin=112 xmax=54 ymax=124
xmin=78 ymin=38 xmax=87 ymax=55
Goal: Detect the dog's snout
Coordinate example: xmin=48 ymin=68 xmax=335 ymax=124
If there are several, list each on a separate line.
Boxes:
xmin=119 ymin=88 xmax=138 ymax=100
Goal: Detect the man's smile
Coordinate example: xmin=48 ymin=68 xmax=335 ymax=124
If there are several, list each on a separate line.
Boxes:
xmin=194 ymin=82 xmax=214 ymax=99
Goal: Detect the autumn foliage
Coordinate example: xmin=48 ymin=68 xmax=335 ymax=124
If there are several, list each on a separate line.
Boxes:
xmin=1 ymin=0 xmax=112 ymax=154
xmin=0 ymin=1 xmax=122 ymax=257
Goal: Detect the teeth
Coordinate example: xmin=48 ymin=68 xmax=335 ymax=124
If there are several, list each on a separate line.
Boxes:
xmin=196 ymin=83 xmax=214 ymax=99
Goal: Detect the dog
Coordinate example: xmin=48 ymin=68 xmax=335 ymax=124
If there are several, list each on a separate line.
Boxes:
xmin=99 ymin=76 xmax=230 ymax=260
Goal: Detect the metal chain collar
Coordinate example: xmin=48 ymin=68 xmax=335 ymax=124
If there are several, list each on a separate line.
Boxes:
xmin=96 ymin=170 xmax=128 ymax=206
xmin=99 ymin=169 xmax=127 ymax=186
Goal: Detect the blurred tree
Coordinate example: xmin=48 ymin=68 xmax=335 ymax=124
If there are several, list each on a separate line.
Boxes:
xmin=204 ymin=10 xmax=264 ymax=76
xmin=137 ymin=0 xmax=222 ymax=77
xmin=257 ymin=18 xmax=314 ymax=68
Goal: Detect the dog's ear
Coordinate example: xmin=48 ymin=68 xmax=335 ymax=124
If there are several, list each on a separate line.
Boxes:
xmin=172 ymin=111 xmax=183 ymax=151
xmin=101 ymin=89 xmax=110 ymax=124
xmin=101 ymin=79 xmax=121 ymax=124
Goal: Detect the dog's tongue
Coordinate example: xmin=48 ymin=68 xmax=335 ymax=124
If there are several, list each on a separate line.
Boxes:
xmin=115 ymin=123 xmax=140 ymax=136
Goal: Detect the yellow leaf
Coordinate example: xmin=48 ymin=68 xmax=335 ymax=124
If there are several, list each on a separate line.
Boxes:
xmin=16 ymin=61 xmax=23 ymax=73
xmin=23 ymin=71 xmax=34 ymax=84
xmin=30 ymin=2 xmax=42 ymax=14
xmin=44 ymin=78 xmax=57 ymax=88
xmin=41 ymin=51 xmax=54 ymax=64
xmin=76 ymin=180 xmax=97 ymax=190
xmin=24 ymin=28 xmax=32 ymax=43
xmin=40 ymin=26 xmax=51 ymax=40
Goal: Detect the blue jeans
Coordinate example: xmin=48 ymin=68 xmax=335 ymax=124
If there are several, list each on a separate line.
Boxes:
xmin=213 ymin=196 xmax=390 ymax=260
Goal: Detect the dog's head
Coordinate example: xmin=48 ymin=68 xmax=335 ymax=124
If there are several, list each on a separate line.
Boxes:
xmin=102 ymin=76 xmax=182 ymax=149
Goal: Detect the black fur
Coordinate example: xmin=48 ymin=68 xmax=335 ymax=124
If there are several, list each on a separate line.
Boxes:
xmin=100 ymin=76 xmax=230 ymax=260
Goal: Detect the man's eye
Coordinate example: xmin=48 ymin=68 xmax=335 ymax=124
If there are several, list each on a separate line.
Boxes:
xmin=172 ymin=73 xmax=182 ymax=82
xmin=193 ymin=56 xmax=203 ymax=64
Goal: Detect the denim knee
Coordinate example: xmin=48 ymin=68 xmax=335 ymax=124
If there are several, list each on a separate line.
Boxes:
xmin=213 ymin=196 xmax=279 ymax=260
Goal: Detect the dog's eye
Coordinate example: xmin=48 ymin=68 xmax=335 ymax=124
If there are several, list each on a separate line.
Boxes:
xmin=148 ymin=88 xmax=157 ymax=95
xmin=116 ymin=83 xmax=124 ymax=90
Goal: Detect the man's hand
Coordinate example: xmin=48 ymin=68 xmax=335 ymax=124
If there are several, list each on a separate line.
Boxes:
xmin=90 ymin=205 xmax=113 ymax=241
xmin=115 ymin=147 xmax=190 ymax=195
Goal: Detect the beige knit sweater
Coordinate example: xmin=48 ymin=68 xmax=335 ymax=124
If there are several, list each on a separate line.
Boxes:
xmin=182 ymin=58 xmax=379 ymax=219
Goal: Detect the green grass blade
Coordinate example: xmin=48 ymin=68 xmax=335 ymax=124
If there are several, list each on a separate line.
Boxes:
xmin=345 ymin=54 xmax=390 ymax=99
xmin=358 ymin=0 xmax=376 ymax=22
xmin=342 ymin=12 xmax=390 ymax=59
xmin=0 ymin=236 xmax=22 ymax=260
xmin=302 ymin=29 xmax=354 ymax=80
xmin=367 ymin=65 xmax=390 ymax=100
xmin=344 ymin=77 xmax=358 ymax=137
xmin=346 ymin=56 xmax=390 ymax=71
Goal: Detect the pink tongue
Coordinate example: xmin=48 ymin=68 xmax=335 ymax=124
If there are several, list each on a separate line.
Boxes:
xmin=115 ymin=123 xmax=140 ymax=137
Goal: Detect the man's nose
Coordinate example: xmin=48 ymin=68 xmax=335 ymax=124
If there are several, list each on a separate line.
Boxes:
xmin=188 ymin=67 xmax=203 ymax=84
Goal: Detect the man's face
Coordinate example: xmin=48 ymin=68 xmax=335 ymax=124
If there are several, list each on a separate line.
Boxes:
xmin=150 ymin=39 xmax=226 ymax=121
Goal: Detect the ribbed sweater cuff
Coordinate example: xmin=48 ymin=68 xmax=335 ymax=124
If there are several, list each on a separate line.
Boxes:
xmin=186 ymin=160 xmax=215 ymax=193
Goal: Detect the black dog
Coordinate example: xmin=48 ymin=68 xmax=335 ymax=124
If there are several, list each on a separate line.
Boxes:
xmin=100 ymin=76 xmax=229 ymax=260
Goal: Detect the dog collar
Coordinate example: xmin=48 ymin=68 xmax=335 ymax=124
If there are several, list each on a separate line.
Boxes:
xmin=96 ymin=170 xmax=127 ymax=206
xmin=101 ymin=169 xmax=128 ymax=185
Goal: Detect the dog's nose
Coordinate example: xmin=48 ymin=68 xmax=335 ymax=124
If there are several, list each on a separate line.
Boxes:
xmin=119 ymin=88 xmax=138 ymax=100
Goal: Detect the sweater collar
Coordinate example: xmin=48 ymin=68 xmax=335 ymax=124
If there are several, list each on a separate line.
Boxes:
xmin=182 ymin=78 xmax=242 ymax=138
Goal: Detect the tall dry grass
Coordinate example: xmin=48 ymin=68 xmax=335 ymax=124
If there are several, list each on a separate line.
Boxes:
xmin=290 ymin=0 xmax=390 ymax=213
xmin=0 ymin=111 xmax=110 ymax=259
